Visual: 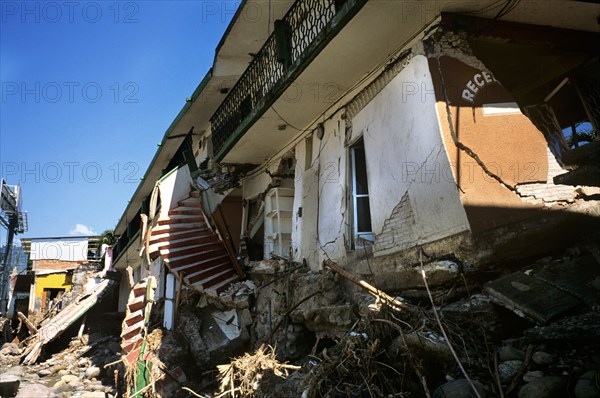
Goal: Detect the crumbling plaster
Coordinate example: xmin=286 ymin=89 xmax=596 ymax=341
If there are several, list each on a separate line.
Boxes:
xmin=352 ymin=54 xmax=470 ymax=257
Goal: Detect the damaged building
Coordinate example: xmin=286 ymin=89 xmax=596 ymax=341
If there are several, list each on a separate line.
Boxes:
xmin=98 ymin=0 xmax=600 ymax=396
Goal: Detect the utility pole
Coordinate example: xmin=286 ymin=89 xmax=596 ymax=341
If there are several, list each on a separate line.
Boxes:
xmin=0 ymin=180 xmax=27 ymax=316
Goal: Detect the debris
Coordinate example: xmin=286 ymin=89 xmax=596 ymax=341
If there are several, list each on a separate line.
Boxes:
xmin=531 ymin=351 xmax=553 ymax=366
xmin=0 ymin=374 xmax=20 ymax=397
xmin=216 ymin=344 xmax=299 ymax=397
xmin=574 ymin=370 xmax=600 ymax=398
xmin=21 ymin=278 xmax=117 ymax=365
xmin=15 ymin=312 xmax=36 ymax=335
xmin=517 ymin=376 xmax=567 ymax=398
xmin=433 ymin=379 xmax=487 ymax=398
xmin=483 ymin=272 xmax=581 ymax=324
xmin=524 ymin=311 xmax=600 ymax=341
xmin=323 ymin=259 xmax=415 ymax=313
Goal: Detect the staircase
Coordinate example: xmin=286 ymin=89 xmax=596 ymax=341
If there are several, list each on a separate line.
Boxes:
xmin=148 ymin=191 xmax=241 ymax=294
xmin=121 ymin=278 xmax=153 ymax=366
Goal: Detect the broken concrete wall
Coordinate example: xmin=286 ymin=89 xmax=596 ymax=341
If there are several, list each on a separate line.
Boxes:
xmin=249 ymin=264 xmax=356 ymax=359
xmin=425 ymin=30 xmax=590 ymax=231
xmin=351 ymin=53 xmax=470 ymax=257
xmin=292 ymin=131 xmax=320 ymax=268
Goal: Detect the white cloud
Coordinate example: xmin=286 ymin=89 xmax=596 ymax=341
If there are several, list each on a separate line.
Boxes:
xmin=70 ymin=224 xmax=97 ymax=236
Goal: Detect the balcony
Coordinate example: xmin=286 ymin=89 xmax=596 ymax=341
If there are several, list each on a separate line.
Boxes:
xmin=210 ymin=0 xmax=367 ymax=162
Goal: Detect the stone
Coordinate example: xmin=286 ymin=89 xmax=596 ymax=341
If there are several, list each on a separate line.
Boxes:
xmin=53 ymin=380 xmax=66 ymax=388
xmin=0 ymin=343 xmax=20 ymax=356
xmin=85 ymin=366 xmax=101 ymax=379
xmin=575 ymin=371 xmax=600 ymax=398
xmin=61 ymin=375 xmax=79 ymax=383
xmin=389 ymin=332 xmax=454 ymax=377
xmin=15 ymin=383 xmax=50 ymax=398
xmin=69 ymin=381 xmax=84 ymax=390
xmin=0 ymin=374 xmax=20 ymax=398
xmin=523 ymin=370 xmax=544 ymax=383
xmin=518 ymin=376 xmax=567 ymax=398
xmin=532 ymin=351 xmax=553 ymax=366
xmin=52 ymin=383 xmax=72 ymax=394
xmin=433 ymin=379 xmax=487 ymax=398
xmin=498 ymin=360 xmax=523 ymax=382
xmin=49 ymin=364 xmax=66 ymax=374
xmin=38 ymin=369 xmax=52 ymax=377
xmin=498 ymin=346 xmax=525 ymax=361
xmin=58 ymin=369 xmax=68 ymax=376
xmin=80 ymin=391 xmax=106 ymax=398
xmin=78 ymin=358 xmax=88 ymax=367
xmin=176 ymin=308 xmax=210 ymax=365
xmin=2 ymin=366 xmax=24 ymax=377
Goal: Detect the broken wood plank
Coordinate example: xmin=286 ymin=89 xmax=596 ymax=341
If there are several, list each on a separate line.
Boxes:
xmin=483 ymin=272 xmax=581 ymax=324
xmin=17 ymin=311 xmax=37 ymax=335
xmin=323 ymin=260 xmax=416 ymax=313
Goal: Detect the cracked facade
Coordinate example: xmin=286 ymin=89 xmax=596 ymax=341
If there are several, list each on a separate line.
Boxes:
xmin=106 ymin=2 xmax=600 ymax=394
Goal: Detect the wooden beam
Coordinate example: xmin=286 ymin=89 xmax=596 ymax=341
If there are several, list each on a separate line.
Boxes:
xmin=323 ymin=260 xmax=416 ymax=313
xmin=17 ymin=311 xmax=37 ymax=335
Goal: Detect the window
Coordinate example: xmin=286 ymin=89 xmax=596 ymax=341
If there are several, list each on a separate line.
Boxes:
xmin=305 ymin=135 xmax=313 ymax=171
xmin=350 ymin=138 xmax=373 ymax=245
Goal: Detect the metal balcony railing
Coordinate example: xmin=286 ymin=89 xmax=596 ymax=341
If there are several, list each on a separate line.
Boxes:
xmin=210 ymin=0 xmax=366 ymax=161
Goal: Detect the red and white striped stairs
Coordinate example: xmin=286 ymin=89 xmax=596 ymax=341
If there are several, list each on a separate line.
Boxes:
xmin=148 ymin=191 xmax=241 ymax=294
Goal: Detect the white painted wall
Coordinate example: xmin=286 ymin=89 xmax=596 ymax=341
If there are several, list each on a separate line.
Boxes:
xmin=158 ymin=165 xmax=193 ymax=217
xmin=30 ymin=238 xmax=89 ymax=261
xmin=292 ymin=111 xmax=348 ymax=270
xmin=351 ymin=54 xmax=469 ymax=256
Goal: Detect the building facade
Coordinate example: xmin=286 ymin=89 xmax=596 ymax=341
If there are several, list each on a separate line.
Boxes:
xmin=111 ymin=0 xmax=600 ymax=307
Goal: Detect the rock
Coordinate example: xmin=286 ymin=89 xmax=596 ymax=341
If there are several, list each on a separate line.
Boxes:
xmin=523 ymin=370 xmax=544 ymax=382
xmin=15 ymin=383 xmax=50 ymax=398
xmin=518 ymin=376 xmax=567 ymax=398
xmin=388 ymin=332 xmax=454 ymax=375
xmin=499 ymin=360 xmax=523 ymax=381
xmin=0 ymin=343 xmax=20 ymax=356
xmin=61 ymin=375 xmax=79 ymax=383
xmin=575 ymin=371 xmax=600 ymax=398
xmin=53 ymin=380 xmax=66 ymax=389
xmin=69 ymin=381 xmax=84 ymax=390
xmin=58 ymin=369 xmax=68 ymax=376
xmin=85 ymin=366 xmax=101 ymax=379
xmin=498 ymin=346 xmax=526 ymax=361
xmin=2 ymin=366 xmax=24 ymax=377
xmin=91 ymin=383 xmax=105 ymax=391
xmin=532 ymin=351 xmax=553 ymax=366
xmin=80 ymin=392 xmax=106 ymax=398
xmin=78 ymin=358 xmax=88 ymax=367
xmin=176 ymin=308 xmax=210 ymax=365
xmin=0 ymin=374 xmax=21 ymax=398
xmin=48 ymin=364 xmax=66 ymax=374
xmin=433 ymin=379 xmax=487 ymax=398
xmin=38 ymin=369 xmax=52 ymax=377
xmin=52 ymin=383 xmax=72 ymax=394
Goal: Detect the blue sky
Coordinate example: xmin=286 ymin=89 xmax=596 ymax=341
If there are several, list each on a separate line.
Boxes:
xmin=1 ymin=1 xmax=237 ymax=242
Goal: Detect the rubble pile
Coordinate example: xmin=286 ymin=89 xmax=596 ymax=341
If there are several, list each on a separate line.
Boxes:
xmin=181 ymin=236 xmax=600 ymax=398
xmin=2 ymin=239 xmax=599 ymax=398
xmin=0 ymin=331 xmax=122 ymax=398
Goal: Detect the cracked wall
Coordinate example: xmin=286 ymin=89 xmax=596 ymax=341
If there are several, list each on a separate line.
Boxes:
xmin=293 ymin=110 xmax=348 ymax=270
xmin=426 ymin=31 xmax=565 ymax=232
xmin=374 ymin=192 xmax=416 ymax=253
xmin=352 ymin=54 xmax=470 ymax=257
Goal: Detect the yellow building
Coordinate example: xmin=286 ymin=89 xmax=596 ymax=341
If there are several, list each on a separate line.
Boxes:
xmin=29 ymin=260 xmax=76 ymax=312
